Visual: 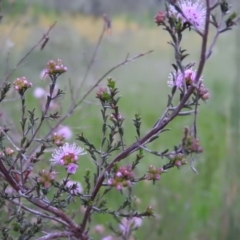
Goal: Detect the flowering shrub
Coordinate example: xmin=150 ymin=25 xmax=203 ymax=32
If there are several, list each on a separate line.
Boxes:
xmin=0 ymin=0 xmax=239 ymax=239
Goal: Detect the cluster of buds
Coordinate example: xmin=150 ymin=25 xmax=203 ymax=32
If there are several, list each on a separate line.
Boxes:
xmin=13 ymin=77 xmax=32 ymax=95
xmin=96 ymin=86 xmax=110 ymax=102
xmin=52 ymin=132 xmax=65 ymax=147
xmin=45 ymin=59 xmax=67 ymax=76
xmin=146 ymin=165 xmax=164 ymax=181
xmin=38 ymin=169 xmax=56 ymax=188
xmin=169 ymin=153 xmax=188 ymax=168
xmin=109 ymin=113 xmax=124 ymax=123
xmin=197 ymin=83 xmax=210 ymax=101
xmin=155 ymin=11 xmax=165 ymax=25
xmin=145 ymin=206 xmax=155 ymax=216
xmin=108 ymin=165 xmax=134 ymax=190
xmin=51 ymin=126 xmax=72 ymax=146
xmin=182 ymin=127 xmax=203 ymax=154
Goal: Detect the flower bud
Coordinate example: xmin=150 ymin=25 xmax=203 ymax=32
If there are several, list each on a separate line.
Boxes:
xmin=155 ymin=11 xmax=165 ymax=25
xmin=46 ymin=59 xmax=67 ymax=76
xmin=13 ymin=77 xmax=32 ymax=95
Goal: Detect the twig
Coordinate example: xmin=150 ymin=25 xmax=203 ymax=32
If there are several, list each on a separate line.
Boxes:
xmin=205 ymin=11 xmax=225 ymax=59
xmin=37 ymin=231 xmax=74 ymax=240
xmin=0 ymin=126 xmax=21 ymax=152
xmin=8 ymin=199 xmax=69 ymax=226
xmin=1 ymin=21 xmax=56 ymax=87
xmin=76 ymin=25 xmax=106 ymax=98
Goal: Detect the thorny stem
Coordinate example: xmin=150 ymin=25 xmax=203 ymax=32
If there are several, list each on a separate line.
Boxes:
xmin=80 ymin=0 xmax=211 ymax=234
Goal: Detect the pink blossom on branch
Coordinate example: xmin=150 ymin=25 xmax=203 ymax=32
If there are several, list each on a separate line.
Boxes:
xmin=13 ymin=77 xmax=32 ymax=93
xmin=167 ymin=67 xmax=203 ymax=88
xmin=33 ymin=87 xmax=46 ymax=98
xmin=66 ymin=163 xmax=78 ymax=174
xmin=50 ymin=143 xmax=86 ymax=174
xmin=119 ymin=217 xmax=143 ymax=235
xmin=64 ymin=180 xmax=83 ymax=195
xmin=56 ymin=125 xmax=73 ymax=140
xmin=169 ymin=0 xmax=206 ymax=30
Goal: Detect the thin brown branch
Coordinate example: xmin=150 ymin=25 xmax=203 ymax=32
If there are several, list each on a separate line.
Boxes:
xmin=37 ymin=231 xmax=74 ymax=240
xmin=76 ymin=25 xmax=106 ymax=98
xmin=8 ymin=199 xmax=69 ymax=226
xmin=1 ymin=21 xmax=56 ymax=86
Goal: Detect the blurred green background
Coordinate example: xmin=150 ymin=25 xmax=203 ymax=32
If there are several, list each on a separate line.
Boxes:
xmin=1 ymin=0 xmax=240 ymax=239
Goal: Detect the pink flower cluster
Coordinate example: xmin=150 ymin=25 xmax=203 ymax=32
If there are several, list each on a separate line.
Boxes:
xmin=168 ymin=67 xmax=203 ymax=88
xmin=45 ymin=59 xmax=67 ymax=76
xmin=182 ymin=127 xmax=203 ymax=154
xmin=38 ymin=169 xmax=57 ymax=188
xmin=169 ymin=153 xmax=188 ymax=168
xmin=51 ymin=143 xmax=86 ymax=174
xmin=107 ymin=165 xmax=134 ymax=190
xmin=146 ymin=165 xmax=164 ymax=181
xmin=13 ymin=77 xmax=32 ymax=93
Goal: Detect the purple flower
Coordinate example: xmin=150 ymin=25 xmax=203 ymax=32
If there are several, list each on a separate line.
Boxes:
xmin=56 ymin=125 xmax=73 ymax=140
xmin=33 ymin=87 xmax=46 ymax=99
xmin=64 ymin=180 xmax=83 ymax=195
xmin=119 ymin=217 xmax=143 ymax=235
xmin=169 ymin=0 xmax=206 ymax=30
xmin=101 ymin=236 xmax=114 ymax=240
xmin=66 ymin=163 xmax=78 ymax=174
xmin=167 ymin=67 xmax=203 ymax=88
xmin=51 ymin=143 xmax=86 ymax=174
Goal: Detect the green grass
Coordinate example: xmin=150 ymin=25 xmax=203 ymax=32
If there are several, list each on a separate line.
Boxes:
xmin=0 ymin=11 xmax=240 ymax=240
